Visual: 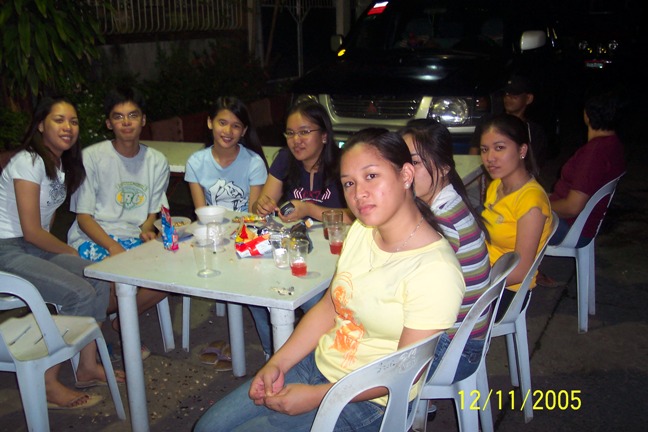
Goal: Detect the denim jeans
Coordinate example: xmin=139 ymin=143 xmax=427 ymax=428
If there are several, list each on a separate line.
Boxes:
xmin=549 ymin=217 xmax=593 ymax=248
xmin=428 ymin=333 xmax=485 ymax=383
xmin=0 ymin=237 xmax=110 ymax=322
xmin=193 ymin=351 xmax=386 ymax=432
xmin=249 ymin=291 xmax=326 ymax=356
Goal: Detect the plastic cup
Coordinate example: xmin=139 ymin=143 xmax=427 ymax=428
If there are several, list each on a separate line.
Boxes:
xmin=206 ymin=221 xmax=226 ymax=252
xmin=322 ymin=209 xmax=343 ymax=240
xmin=288 ymin=238 xmax=309 ymax=277
xmin=193 ymin=236 xmax=219 ymax=277
xmin=270 ymin=233 xmax=289 ymax=269
xmin=327 ymin=222 xmax=348 ymax=255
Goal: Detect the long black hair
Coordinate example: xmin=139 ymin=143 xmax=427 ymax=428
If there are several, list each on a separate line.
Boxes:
xmin=283 ymin=100 xmax=340 ymax=197
xmin=400 ymin=118 xmax=489 ymax=239
xmin=480 ymin=113 xmax=538 ymax=177
xmin=342 ymin=128 xmax=440 ymax=233
xmin=16 ymin=96 xmax=86 ymax=195
xmin=207 ymin=96 xmax=268 ymax=169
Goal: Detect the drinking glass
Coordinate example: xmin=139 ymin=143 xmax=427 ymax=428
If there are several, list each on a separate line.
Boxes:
xmin=270 ymin=233 xmax=289 ymax=269
xmin=322 ymin=209 xmax=343 ymax=240
xmin=287 ymin=238 xmax=309 ymax=277
xmin=327 ymin=222 xmax=348 ymax=255
xmin=193 ymin=236 xmax=219 ymax=277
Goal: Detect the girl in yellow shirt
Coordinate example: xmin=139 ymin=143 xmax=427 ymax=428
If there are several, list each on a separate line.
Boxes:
xmin=479 ymin=114 xmax=553 ymax=319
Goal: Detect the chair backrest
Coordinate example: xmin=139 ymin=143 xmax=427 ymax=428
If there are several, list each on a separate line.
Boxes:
xmin=426 ymin=252 xmax=520 ymax=387
xmin=0 ymin=271 xmax=67 ymax=362
xmin=557 ymin=172 xmax=625 ymax=248
xmin=496 ymin=216 xmax=559 ymax=325
xmin=309 ymin=333 xmax=442 ymax=432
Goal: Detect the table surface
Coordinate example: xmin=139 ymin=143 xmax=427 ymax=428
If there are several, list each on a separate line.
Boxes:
xmin=85 ymin=215 xmax=339 ymax=310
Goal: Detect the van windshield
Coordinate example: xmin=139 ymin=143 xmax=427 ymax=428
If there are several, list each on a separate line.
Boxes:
xmin=346 ymin=0 xmax=505 ymax=54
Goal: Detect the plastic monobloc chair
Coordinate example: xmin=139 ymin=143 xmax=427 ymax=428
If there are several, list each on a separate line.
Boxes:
xmin=309 ymin=333 xmax=442 ymax=432
xmin=0 ymin=271 xmax=126 ymax=431
xmin=490 ymin=216 xmax=558 ymax=424
xmin=411 ymin=252 xmax=521 ymax=432
xmin=545 ymin=172 xmax=625 ymax=333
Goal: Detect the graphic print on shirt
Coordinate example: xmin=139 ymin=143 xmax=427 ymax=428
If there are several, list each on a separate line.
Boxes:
xmin=330 ymin=272 xmax=364 ymax=367
xmin=208 ymin=179 xmax=246 ymax=211
xmin=291 ymin=187 xmax=332 ymax=203
xmin=116 ymin=182 xmax=147 ymax=210
xmin=47 ymin=179 xmax=66 ymax=207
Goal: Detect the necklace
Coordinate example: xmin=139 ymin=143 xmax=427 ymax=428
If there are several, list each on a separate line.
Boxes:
xmin=369 ymin=216 xmax=424 ymax=271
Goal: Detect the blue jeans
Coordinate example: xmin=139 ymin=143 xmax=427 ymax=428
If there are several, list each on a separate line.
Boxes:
xmin=0 ymin=237 xmax=110 ymax=322
xmin=193 ymin=352 xmax=386 ymax=432
xmin=549 ymin=218 xmax=593 ymax=248
xmin=249 ymin=291 xmax=326 ymax=355
xmin=428 ymin=333 xmax=485 ymax=383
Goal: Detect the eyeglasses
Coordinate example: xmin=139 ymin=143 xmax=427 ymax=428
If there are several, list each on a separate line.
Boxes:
xmin=111 ymin=112 xmax=142 ymax=122
xmin=283 ymin=129 xmax=321 ymax=139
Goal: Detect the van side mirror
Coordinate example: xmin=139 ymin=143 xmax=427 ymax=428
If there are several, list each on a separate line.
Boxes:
xmin=520 ymin=30 xmax=546 ymax=51
xmin=330 ymin=35 xmax=344 ymax=52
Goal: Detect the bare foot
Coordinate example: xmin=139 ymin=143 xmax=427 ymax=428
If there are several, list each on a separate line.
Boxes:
xmin=46 ymin=380 xmax=92 ymax=408
xmin=76 ymin=362 xmax=126 ymax=384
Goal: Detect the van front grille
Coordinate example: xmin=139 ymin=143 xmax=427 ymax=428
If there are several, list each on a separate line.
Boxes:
xmin=330 ymin=95 xmax=421 ymax=120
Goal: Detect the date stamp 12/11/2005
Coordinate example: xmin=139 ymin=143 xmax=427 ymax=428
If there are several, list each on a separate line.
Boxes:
xmin=458 ymin=389 xmax=582 ymax=411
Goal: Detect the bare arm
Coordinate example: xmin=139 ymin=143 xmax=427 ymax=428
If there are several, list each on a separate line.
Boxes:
xmin=188 ymin=182 xmax=207 ymax=209
xmin=251 ymin=174 xmax=283 ymax=216
xmin=140 ymin=213 xmax=158 ymax=241
xmin=276 ymin=200 xmax=355 ymax=223
xmin=248 ymin=184 xmax=263 ymax=212
xmin=507 ymin=207 xmax=547 ymax=286
xmin=15 ymin=179 xmax=77 ymax=255
xmin=550 ymin=189 xmax=589 ymax=219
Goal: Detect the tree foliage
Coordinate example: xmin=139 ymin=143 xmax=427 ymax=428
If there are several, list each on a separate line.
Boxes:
xmin=0 ymin=0 xmax=104 ymax=108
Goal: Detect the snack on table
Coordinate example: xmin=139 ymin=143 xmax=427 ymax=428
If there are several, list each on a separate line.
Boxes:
xmin=234 ymin=224 xmax=272 ymax=258
xmin=160 ymin=206 xmax=179 ymax=251
xmin=232 ymin=214 xmax=264 ymax=224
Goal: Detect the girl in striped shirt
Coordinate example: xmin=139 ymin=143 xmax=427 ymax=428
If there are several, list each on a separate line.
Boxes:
xmin=401 ymin=119 xmax=491 ymax=382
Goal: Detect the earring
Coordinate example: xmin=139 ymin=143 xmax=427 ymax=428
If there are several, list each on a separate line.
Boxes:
xmin=405 ymin=182 xmax=410 ymax=189
xmin=520 ymin=155 xmax=525 ymax=159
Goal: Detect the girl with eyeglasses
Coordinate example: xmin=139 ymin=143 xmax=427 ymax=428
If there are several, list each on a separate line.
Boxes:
xmin=251 ymin=100 xmax=352 ymax=223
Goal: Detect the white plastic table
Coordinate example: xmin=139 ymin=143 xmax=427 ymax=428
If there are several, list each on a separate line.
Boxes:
xmin=85 ymin=213 xmax=338 ymax=432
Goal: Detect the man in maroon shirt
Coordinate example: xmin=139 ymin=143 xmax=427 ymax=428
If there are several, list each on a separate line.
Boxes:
xmin=538 ymin=90 xmax=626 ymax=286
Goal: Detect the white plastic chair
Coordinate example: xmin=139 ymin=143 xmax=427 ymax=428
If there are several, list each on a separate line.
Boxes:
xmin=490 ymin=216 xmax=559 ymax=423
xmin=411 ymin=252 xmax=521 ymax=432
xmin=545 ymin=172 xmax=625 ymax=333
xmin=0 ymin=271 xmax=126 ymax=431
xmin=309 ymin=333 xmax=442 ymax=432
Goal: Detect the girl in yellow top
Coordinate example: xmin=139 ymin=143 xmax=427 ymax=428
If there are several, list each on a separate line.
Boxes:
xmin=480 ymin=114 xmax=553 ymax=320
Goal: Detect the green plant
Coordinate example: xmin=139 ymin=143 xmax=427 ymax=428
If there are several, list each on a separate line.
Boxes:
xmin=0 ymin=0 xmax=104 ymax=108
xmin=0 ymin=108 xmax=29 ymax=151
xmin=142 ymin=39 xmax=266 ymax=121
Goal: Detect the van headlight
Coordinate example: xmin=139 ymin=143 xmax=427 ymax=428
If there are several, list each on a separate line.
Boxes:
xmin=429 ymin=97 xmax=469 ymax=125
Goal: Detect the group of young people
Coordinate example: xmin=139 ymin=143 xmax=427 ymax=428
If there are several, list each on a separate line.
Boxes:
xmin=0 ymin=82 xmax=624 ymax=429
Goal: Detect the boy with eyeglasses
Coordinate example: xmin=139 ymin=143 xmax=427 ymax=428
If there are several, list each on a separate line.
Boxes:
xmin=67 ymin=86 xmax=170 ymax=360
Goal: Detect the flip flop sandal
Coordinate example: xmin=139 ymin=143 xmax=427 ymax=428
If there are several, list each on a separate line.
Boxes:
xmin=47 ymin=394 xmax=103 ymax=410
xmin=213 ymin=344 xmax=232 ymax=372
xmin=199 ymin=340 xmax=231 ymax=366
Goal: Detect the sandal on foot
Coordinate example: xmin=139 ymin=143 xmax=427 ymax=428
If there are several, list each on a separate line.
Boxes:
xmin=47 ymin=394 xmax=103 ymax=410
xmin=75 ymin=369 xmax=125 ymax=389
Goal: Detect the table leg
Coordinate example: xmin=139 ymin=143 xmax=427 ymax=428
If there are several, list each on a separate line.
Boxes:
xmin=116 ymin=282 xmax=150 ymax=432
xmin=269 ymin=308 xmax=295 ymax=352
xmin=226 ymin=303 xmax=246 ymax=377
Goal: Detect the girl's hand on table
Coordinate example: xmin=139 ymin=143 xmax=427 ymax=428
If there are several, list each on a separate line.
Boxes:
xmin=255 ymin=195 xmax=279 ymax=218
